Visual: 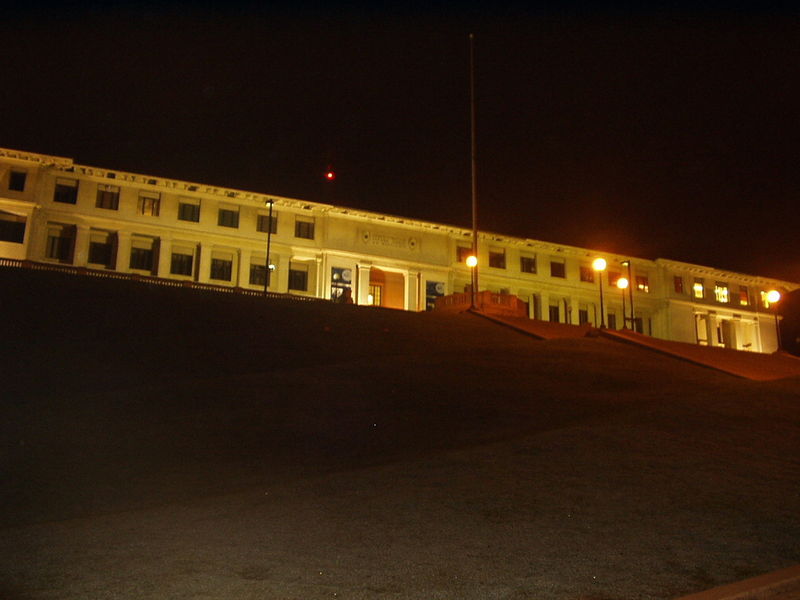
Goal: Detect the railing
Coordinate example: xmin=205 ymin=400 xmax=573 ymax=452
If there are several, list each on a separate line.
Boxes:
xmin=0 ymin=258 xmax=322 ymax=303
xmin=435 ymin=290 xmax=528 ymax=317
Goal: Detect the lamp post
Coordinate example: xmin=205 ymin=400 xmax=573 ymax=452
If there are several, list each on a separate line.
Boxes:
xmin=467 ymin=254 xmax=478 ymax=308
xmin=621 ymin=260 xmax=634 ymax=330
xmin=617 ymin=276 xmax=629 ymax=329
xmin=592 ymin=257 xmax=607 ymax=328
xmin=469 ymin=33 xmax=479 ymax=310
xmin=264 ymin=199 xmax=274 ymax=296
xmin=767 ymin=289 xmax=782 ymax=351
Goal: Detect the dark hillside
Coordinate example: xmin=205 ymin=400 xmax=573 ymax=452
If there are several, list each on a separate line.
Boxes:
xmin=1 ymin=266 xmax=799 ymax=599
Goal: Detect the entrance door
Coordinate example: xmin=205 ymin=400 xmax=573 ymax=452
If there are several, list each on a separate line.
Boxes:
xmin=369 ymin=268 xmax=405 ymax=309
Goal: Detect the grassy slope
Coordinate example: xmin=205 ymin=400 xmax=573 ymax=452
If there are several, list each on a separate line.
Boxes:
xmin=1 ymin=267 xmax=799 ymax=599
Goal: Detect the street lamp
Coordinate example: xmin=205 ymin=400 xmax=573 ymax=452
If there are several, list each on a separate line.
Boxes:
xmin=466 ymin=254 xmax=478 ymax=308
xmin=264 ymin=199 xmax=274 ymax=295
xmin=592 ymin=257 xmax=607 ymax=328
xmin=621 ymin=260 xmax=634 ymax=330
xmin=767 ymin=289 xmax=782 ymax=351
xmin=617 ymin=276 xmax=629 ymax=329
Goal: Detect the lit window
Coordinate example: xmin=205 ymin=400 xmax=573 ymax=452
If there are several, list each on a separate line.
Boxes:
xmin=489 ymin=249 xmax=506 ymax=269
xmin=693 ymin=279 xmax=704 ymax=299
xmin=368 ymin=284 xmax=383 ymax=306
xmin=636 ymin=275 xmax=649 ymax=293
xmin=579 ymin=266 xmax=594 ymax=283
xmin=138 ymin=191 xmax=161 ymax=216
xmin=520 ymin=255 xmax=536 ymax=274
xmin=607 ymin=271 xmax=621 ymax=287
xmin=96 ymin=184 xmax=120 ymax=210
xmin=739 ymin=286 xmax=749 ymax=306
xmin=714 ymin=283 xmax=729 ymax=303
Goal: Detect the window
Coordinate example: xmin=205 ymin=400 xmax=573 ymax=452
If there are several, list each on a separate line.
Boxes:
xmin=693 ymin=278 xmax=705 ymax=299
xmin=714 ymin=283 xmax=729 ymax=303
xmin=636 ymin=275 xmax=649 ymax=293
xmin=578 ymin=308 xmax=589 ymax=324
xmin=288 ymin=264 xmax=309 ymax=291
xmin=457 ymin=246 xmax=472 ymax=263
xmin=550 ymin=261 xmax=565 ymax=278
xmin=210 ymin=258 xmax=233 ymax=281
xmin=138 ymin=191 xmax=161 ymax=216
xmin=579 ymin=266 xmax=594 ymax=283
xmin=607 ymin=313 xmax=617 ymax=330
xmin=368 ymin=284 xmax=382 ymax=306
xmin=96 ymin=184 xmax=120 ymax=210
xmin=178 ymin=201 xmax=200 ymax=222
xmin=489 ymin=248 xmax=506 ymax=269
xmin=0 ymin=212 xmax=25 ymax=243
xmin=88 ymin=231 xmax=113 ymax=268
xmin=520 ymin=255 xmax=536 ymax=274
xmin=54 ymin=178 xmax=78 ymax=204
xmin=45 ymin=224 xmax=74 ymax=262
xmin=739 ymin=286 xmax=749 ymax=306
xmin=256 ymin=213 xmax=278 ymax=234
xmin=425 ymin=280 xmax=445 ymax=311
xmin=674 ymin=276 xmax=684 ymax=294
xmin=295 ymin=218 xmax=315 ymax=240
xmin=170 ymin=252 xmax=194 ymax=276
xmin=548 ymin=304 xmax=560 ymax=322
xmin=607 ymin=271 xmax=621 ymax=287
xmin=218 ymin=208 xmax=239 ymax=228
xmin=9 ymin=170 xmax=27 ymax=191
xmin=250 ymin=263 xmax=268 ymax=286
xmin=129 ymin=247 xmax=154 ymax=271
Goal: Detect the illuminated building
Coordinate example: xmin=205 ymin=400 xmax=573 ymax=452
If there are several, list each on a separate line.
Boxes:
xmin=0 ymin=147 xmax=795 ymax=352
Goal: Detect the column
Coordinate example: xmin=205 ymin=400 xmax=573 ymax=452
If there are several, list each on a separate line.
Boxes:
xmin=540 ymin=292 xmax=551 ymax=321
xmin=706 ymin=314 xmax=717 ymax=347
xmin=73 ymin=225 xmax=90 ymax=267
xmin=197 ymin=243 xmax=211 ymax=283
xmin=238 ymin=248 xmax=252 ymax=288
xmin=405 ymin=270 xmax=420 ymax=311
xmin=156 ymin=236 xmax=172 ymax=279
xmin=314 ymin=256 xmax=324 ymax=298
xmin=357 ymin=263 xmax=372 ymax=305
xmin=276 ymin=254 xmax=290 ymax=293
xmin=115 ymin=231 xmax=131 ymax=272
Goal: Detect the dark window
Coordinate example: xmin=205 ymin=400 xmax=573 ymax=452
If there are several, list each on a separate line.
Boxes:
xmin=210 ymin=258 xmax=233 ymax=281
xmin=674 ymin=276 xmax=684 ymax=294
xmin=9 ymin=170 xmax=27 ymax=191
xmin=170 ymin=253 xmax=193 ymax=276
xmin=178 ymin=202 xmax=200 ymax=222
xmin=0 ymin=215 xmax=25 ymax=243
xmin=218 ymin=208 xmax=239 ymax=228
xmin=46 ymin=233 xmax=72 ymax=262
xmin=295 ymin=219 xmax=315 ymax=239
xmin=250 ymin=264 xmax=268 ymax=286
xmin=579 ymin=266 xmax=594 ymax=283
xmin=425 ymin=280 xmax=445 ymax=311
xmin=88 ymin=242 xmax=113 ymax=266
xmin=96 ymin=185 xmax=120 ymax=210
xmin=129 ymin=247 xmax=154 ymax=271
xmin=138 ymin=193 xmax=160 ymax=216
xmin=548 ymin=305 xmax=560 ymax=322
xmin=257 ymin=214 xmax=278 ymax=234
xmin=578 ymin=309 xmax=589 ymax=324
xmin=550 ymin=261 xmax=566 ymax=278
xmin=288 ymin=267 xmax=308 ymax=291
xmin=54 ymin=178 xmax=78 ymax=204
xmin=520 ymin=256 xmax=536 ymax=274
xmin=607 ymin=314 xmax=617 ymax=330
xmin=489 ymin=250 xmax=505 ymax=269
xmin=457 ymin=246 xmax=472 ymax=263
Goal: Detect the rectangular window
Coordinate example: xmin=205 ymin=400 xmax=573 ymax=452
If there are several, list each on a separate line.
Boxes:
xmin=295 ymin=218 xmax=315 ymax=240
xmin=457 ymin=246 xmax=472 ymax=263
xmin=210 ymin=258 xmax=233 ymax=281
xmin=714 ymin=283 xmax=729 ymax=303
xmin=739 ymin=286 xmax=749 ymax=306
xmin=9 ymin=170 xmax=27 ymax=191
xmin=87 ymin=231 xmax=113 ymax=267
xmin=178 ymin=201 xmax=200 ymax=222
xmin=425 ymin=280 xmax=445 ymax=311
xmin=607 ymin=271 xmax=621 ymax=287
xmin=579 ymin=266 xmax=594 ymax=283
xmin=95 ymin=184 xmax=120 ymax=210
xmin=607 ymin=313 xmax=617 ymax=330
xmin=170 ymin=252 xmax=194 ymax=276
xmin=636 ymin=275 xmax=649 ymax=293
xmin=256 ymin=213 xmax=278 ymax=234
xmin=578 ymin=308 xmax=589 ymax=324
xmin=45 ymin=225 xmax=73 ymax=262
xmin=217 ymin=208 xmax=239 ymax=228
xmin=674 ymin=276 xmax=684 ymax=294
xmin=693 ymin=278 xmax=705 ymax=299
xmin=250 ymin=263 xmax=268 ymax=286
xmin=550 ymin=261 xmax=566 ymax=278
xmin=138 ymin=191 xmax=161 ymax=216
xmin=54 ymin=178 xmax=78 ymax=204
xmin=520 ymin=255 xmax=536 ymax=274
xmin=489 ymin=248 xmax=506 ymax=269
xmin=0 ymin=212 xmax=26 ymax=243
xmin=548 ymin=304 xmax=560 ymax=322
xmin=129 ymin=247 xmax=153 ymax=271
xmin=288 ymin=264 xmax=309 ymax=291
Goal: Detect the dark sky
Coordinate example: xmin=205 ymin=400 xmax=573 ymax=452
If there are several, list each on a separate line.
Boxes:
xmin=3 ymin=2 xmax=799 ymax=281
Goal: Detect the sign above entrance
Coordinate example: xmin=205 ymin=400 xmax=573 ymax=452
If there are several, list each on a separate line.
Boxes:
xmin=360 ymin=230 xmax=419 ymax=252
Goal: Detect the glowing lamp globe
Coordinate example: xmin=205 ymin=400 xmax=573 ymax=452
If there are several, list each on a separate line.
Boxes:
xmin=766 ymin=290 xmax=781 ymax=304
xmin=592 ymin=257 xmax=607 ymax=271
xmin=466 ymin=255 xmax=478 ymax=268
xmin=617 ymin=277 xmax=629 ymax=290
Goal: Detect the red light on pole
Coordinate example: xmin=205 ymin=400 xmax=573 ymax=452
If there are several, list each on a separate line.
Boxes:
xmin=325 ymin=169 xmax=336 ymax=181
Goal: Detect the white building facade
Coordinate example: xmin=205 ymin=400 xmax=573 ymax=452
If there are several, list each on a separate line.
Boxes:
xmin=0 ymin=147 xmax=794 ymax=353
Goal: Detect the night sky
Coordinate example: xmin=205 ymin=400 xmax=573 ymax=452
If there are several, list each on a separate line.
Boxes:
xmin=3 ymin=2 xmax=799 ymax=281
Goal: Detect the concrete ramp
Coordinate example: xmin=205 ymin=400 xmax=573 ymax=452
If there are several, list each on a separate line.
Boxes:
xmin=601 ymin=328 xmax=800 ymax=381
xmin=472 ymin=312 xmax=595 ymax=340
